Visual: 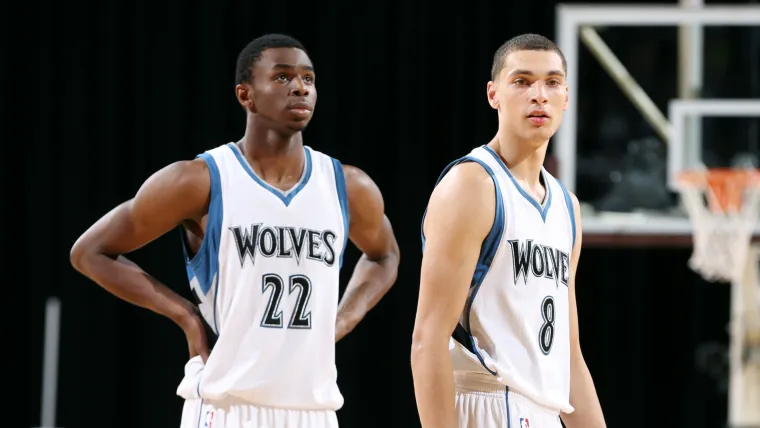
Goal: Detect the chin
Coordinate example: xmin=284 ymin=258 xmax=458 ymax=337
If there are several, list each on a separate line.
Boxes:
xmin=519 ymin=131 xmax=547 ymax=143
xmin=286 ymin=121 xmax=310 ymax=132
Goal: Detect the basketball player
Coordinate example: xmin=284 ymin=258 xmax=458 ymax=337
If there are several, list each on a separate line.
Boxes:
xmin=411 ymin=34 xmax=606 ymax=428
xmin=70 ymin=34 xmax=400 ymax=428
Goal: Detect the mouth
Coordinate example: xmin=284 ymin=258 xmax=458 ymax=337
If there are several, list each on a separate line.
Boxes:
xmin=288 ymin=101 xmax=312 ymax=119
xmin=288 ymin=101 xmax=312 ymax=112
xmin=527 ymin=110 xmax=549 ymax=119
xmin=527 ymin=110 xmax=549 ymax=126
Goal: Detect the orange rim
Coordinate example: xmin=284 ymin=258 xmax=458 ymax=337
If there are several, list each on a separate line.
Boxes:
xmin=676 ymin=168 xmax=760 ymax=212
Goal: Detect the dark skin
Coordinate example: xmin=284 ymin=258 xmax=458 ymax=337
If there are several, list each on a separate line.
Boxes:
xmin=70 ymin=47 xmax=400 ymax=363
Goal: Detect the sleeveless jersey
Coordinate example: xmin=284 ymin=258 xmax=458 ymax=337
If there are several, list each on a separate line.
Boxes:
xmin=180 ymin=142 xmax=349 ymax=411
xmin=422 ymin=145 xmax=576 ymax=413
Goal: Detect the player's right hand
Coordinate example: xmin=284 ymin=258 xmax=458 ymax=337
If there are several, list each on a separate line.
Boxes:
xmin=179 ymin=307 xmax=211 ymax=363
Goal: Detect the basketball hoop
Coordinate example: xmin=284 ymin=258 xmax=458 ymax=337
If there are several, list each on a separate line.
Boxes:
xmin=676 ymin=168 xmax=760 ymax=284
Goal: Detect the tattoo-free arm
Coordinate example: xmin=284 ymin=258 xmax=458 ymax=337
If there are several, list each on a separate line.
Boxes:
xmin=69 ymin=160 xmax=210 ymax=331
xmin=334 ymin=165 xmax=400 ymax=341
xmin=411 ymin=162 xmax=495 ymax=428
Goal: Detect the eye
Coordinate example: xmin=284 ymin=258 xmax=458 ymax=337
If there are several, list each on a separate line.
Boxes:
xmin=513 ymin=78 xmax=526 ymax=86
xmin=547 ymin=79 xmax=561 ymax=86
xmin=275 ymin=74 xmax=288 ymax=83
xmin=303 ymin=75 xmax=315 ymax=84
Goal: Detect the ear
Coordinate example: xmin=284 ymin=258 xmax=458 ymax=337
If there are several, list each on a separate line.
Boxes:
xmin=486 ymin=81 xmax=499 ymax=110
xmin=235 ymin=83 xmax=257 ymax=113
xmin=563 ymin=84 xmax=569 ymax=111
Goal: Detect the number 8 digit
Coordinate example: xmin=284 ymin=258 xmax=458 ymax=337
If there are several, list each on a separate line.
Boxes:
xmin=539 ymin=295 xmax=555 ymax=355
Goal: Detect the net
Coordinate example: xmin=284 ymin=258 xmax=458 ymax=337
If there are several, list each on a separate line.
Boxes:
xmin=676 ymin=168 xmax=760 ymax=284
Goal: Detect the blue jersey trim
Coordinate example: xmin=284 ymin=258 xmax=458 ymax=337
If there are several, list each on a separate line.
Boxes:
xmin=505 ymin=386 xmax=512 ymax=428
xmin=556 ymin=179 xmax=576 ymax=248
xmin=331 ymin=158 xmax=350 ymax=269
xmin=481 ymin=145 xmax=552 ymax=223
xmin=226 ymin=143 xmax=312 ymax=207
xmin=181 ymin=152 xmax=223 ymax=335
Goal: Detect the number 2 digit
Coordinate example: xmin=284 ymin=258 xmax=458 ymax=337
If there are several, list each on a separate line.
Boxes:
xmin=260 ymin=274 xmax=313 ymax=329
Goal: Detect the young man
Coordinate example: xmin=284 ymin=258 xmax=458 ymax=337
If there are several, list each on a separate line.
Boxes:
xmin=411 ymin=34 xmax=606 ymax=428
xmin=70 ymin=34 xmax=400 ymax=428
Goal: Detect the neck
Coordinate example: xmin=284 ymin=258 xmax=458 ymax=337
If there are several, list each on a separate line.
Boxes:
xmin=488 ymin=130 xmax=548 ymax=188
xmin=239 ymin=114 xmax=305 ymax=181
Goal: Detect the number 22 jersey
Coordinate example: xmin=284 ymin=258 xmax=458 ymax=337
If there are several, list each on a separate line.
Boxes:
xmin=180 ymin=142 xmax=349 ymax=411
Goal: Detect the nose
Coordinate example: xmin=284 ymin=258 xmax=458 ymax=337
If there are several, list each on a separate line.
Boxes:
xmin=529 ymin=82 xmax=548 ymax=104
xmin=288 ymin=77 xmax=310 ymax=97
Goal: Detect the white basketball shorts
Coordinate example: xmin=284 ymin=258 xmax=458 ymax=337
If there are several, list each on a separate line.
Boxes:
xmin=455 ymin=373 xmax=562 ymax=428
xmin=180 ymin=397 xmax=339 ymax=428
xmin=176 ymin=356 xmax=339 ymax=428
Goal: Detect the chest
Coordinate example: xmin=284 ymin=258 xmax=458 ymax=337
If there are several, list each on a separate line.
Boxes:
xmin=497 ymin=190 xmax=572 ymax=289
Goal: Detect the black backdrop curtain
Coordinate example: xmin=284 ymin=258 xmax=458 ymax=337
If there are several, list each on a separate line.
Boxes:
xmin=23 ymin=0 xmax=746 ymax=427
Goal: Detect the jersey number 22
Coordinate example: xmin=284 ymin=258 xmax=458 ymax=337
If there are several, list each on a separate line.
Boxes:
xmin=260 ymin=274 xmax=312 ymax=329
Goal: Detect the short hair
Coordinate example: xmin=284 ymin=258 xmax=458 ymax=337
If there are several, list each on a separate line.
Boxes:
xmin=235 ymin=34 xmax=308 ymax=85
xmin=490 ymin=33 xmax=567 ymax=80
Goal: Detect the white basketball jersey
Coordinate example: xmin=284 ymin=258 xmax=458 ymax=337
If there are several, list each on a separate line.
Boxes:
xmin=180 ymin=143 xmax=349 ymax=411
xmin=423 ymin=145 xmax=576 ymax=413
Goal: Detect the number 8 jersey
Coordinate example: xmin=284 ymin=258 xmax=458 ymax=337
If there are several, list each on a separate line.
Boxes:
xmin=180 ymin=142 xmax=349 ymax=411
xmin=422 ymin=145 xmax=576 ymax=414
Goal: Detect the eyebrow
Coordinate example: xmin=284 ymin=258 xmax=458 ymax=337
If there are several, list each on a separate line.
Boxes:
xmin=507 ymin=69 xmax=565 ymax=78
xmin=273 ymin=63 xmax=315 ymax=72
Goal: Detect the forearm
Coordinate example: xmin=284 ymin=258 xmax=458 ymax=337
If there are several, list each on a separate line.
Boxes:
xmin=411 ymin=340 xmax=457 ymax=428
xmin=73 ymin=253 xmax=194 ymax=325
xmin=561 ymin=353 xmax=606 ymax=428
xmin=335 ymin=251 xmax=399 ymax=339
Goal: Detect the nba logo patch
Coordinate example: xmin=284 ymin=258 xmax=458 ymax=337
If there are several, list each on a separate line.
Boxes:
xmin=519 ymin=417 xmax=530 ymax=428
xmin=203 ymin=409 xmax=215 ymax=428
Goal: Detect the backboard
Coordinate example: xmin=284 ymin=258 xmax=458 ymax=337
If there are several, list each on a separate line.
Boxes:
xmin=553 ymin=5 xmax=760 ymax=425
xmin=553 ymin=4 xmax=760 ymax=248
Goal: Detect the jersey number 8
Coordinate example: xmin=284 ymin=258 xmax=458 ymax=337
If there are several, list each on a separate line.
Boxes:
xmin=260 ymin=274 xmax=312 ymax=329
xmin=539 ymin=295 xmax=555 ymax=355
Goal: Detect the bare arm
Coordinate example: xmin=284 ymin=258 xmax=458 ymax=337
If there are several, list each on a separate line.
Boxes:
xmin=411 ymin=162 xmax=496 ymax=428
xmin=560 ymin=193 xmax=607 ymax=428
xmin=70 ymin=160 xmax=210 ymax=341
xmin=334 ymin=165 xmax=400 ymax=342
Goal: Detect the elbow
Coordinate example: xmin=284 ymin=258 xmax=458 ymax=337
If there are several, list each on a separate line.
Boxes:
xmin=410 ymin=327 xmax=442 ymax=370
xmin=375 ymin=241 xmax=401 ymax=289
xmin=69 ymin=237 xmax=95 ymax=274
xmin=386 ymin=241 xmax=401 ymax=282
xmin=410 ymin=335 xmax=424 ymax=372
xmin=69 ymin=241 xmax=86 ymax=273
xmin=387 ymin=256 xmax=400 ymax=290
xmin=571 ymin=343 xmax=585 ymax=366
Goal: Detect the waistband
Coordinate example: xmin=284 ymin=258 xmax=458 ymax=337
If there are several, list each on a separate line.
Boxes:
xmin=454 ymin=372 xmax=560 ymax=416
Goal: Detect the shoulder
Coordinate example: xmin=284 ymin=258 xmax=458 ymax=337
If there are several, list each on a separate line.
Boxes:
xmin=430 ymin=159 xmax=496 ymax=208
xmin=561 ymin=187 xmax=583 ymax=253
xmin=137 ymin=158 xmax=211 ymax=207
xmin=569 ymin=191 xmax=580 ymax=212
xmin=423 ymin=160 xmax=496 ymax=239
xmin=342 ymin=164 xmax=375 ymax=189
xmin=568 ymin=190 xmax=582 ymax=234
xmin=440 ymin=159 xmax=495 ymax=188
xmin=552 ymin=174 xmax=581 ymax=223
xmin=546 ymin=171 xmax=581 ymax=224
xmin=340 ymin=164 xmax=384 ymax=212
xmin=145 ymin=158 xmax=210 ymax=191
xmin=127 ymin=158 xmax=212 ymax=224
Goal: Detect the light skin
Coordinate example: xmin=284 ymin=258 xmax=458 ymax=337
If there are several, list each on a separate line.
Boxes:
xmin=411 ymin=48 xmax=606 ymax=428
xmin=70 ymin=46 xmax=400 ymax=363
